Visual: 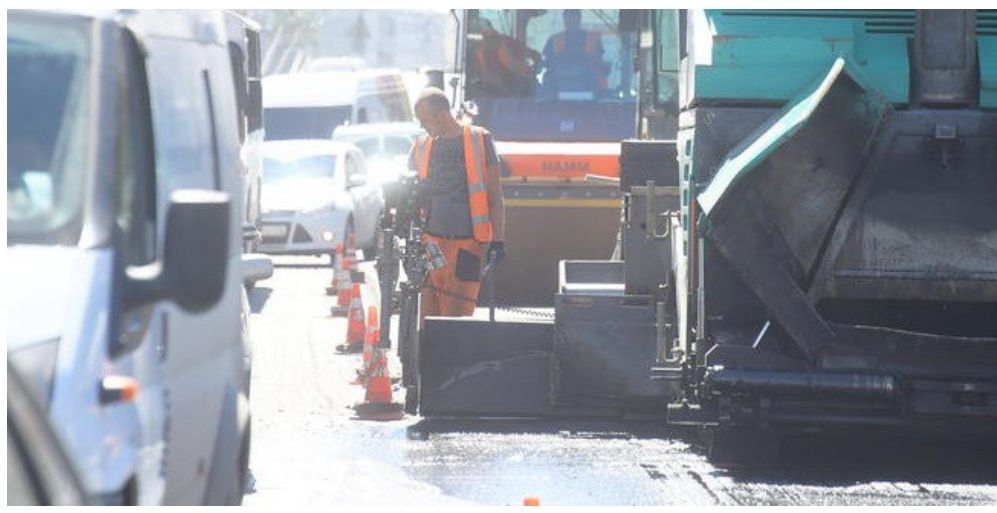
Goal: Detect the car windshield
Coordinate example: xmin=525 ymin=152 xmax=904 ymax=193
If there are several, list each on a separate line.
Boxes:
xmin=263 ymin=155 xmax=337 ymax=183
xmin=334 ymin=134 xmax=417 ymax=161
xmin=7 ymin=15 xmax=91 ymax=245
xmin=265 ymin=106 xmax=352 ymax=140
xmin=334 ymin=135 xmax=381 ymax=157
xmin=467 ymin=9 xmax=637 ymax=142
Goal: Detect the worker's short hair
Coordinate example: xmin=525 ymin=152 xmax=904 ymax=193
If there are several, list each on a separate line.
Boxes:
xmin=415 ymin=88 xmax=450 ymax=114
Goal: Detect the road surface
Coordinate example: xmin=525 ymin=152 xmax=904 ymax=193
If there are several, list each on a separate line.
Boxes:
xmin=243 ymin=257 xmax=997 ymax=506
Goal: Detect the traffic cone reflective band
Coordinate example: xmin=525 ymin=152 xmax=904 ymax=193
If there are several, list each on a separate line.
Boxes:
xmin=346 ymin=230 xmax=357 ymax=264
xmin=336 ymin=284 xmax=365 ymax=354
xmin=338 ymin=263 xmax=353 ymax=307
xmin=330 ymin=267 xmax=353 ymax=317
xmin=330 ymin=246 xmax=353 ymax=317
xmin=362 ymin=306 xmax=379 ymax=368
xmin=325 ymin=244 xmax=344 ymax=296
xmin=353 ymin=347 xmax=404 ymax=421
xmin=342 ymin=246 xmax=354 ymax=272
xmin=352 ymin=306 xmax=379 ymax=386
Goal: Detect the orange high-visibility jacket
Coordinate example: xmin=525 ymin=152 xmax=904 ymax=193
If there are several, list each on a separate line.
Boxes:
xmin=475 ymin=31 xmax=533 ymax=80
xmin=550 ymin=31 xmax=607 ymax=89
xmin=551 ymin=31 xmax=600 ymax=55
xmin=413 ymin=125 xmax=494 ymax=243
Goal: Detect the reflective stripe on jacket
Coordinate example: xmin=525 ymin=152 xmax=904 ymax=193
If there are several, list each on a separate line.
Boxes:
xmin=414 ymin=125 xmax=494 ymax=243
xmin=551 ymin=31 xmax=599 ymax=55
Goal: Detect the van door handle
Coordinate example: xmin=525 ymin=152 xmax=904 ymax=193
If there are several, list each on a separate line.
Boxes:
xmin=115 ymin=304 xmax=154 ymax=356
xmin=157 ymin=312 xmax=169 ymax=361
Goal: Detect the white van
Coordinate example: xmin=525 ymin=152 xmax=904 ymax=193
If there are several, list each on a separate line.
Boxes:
xmin=224 ymin=11 xmax=265 ymax=250
xmin=223 ymin=11 xmax=273 ymax=287
xmin=8 ymin=10 xmax=251 ymax=505
xmin=262 ymin=69 xmax=413 ymax=141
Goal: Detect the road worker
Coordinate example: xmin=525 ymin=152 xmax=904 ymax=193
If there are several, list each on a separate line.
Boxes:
xmin=409 ymin=88 xmax=506 ymax=317
xmin=541 ymin=9 xmax=610 ymax=96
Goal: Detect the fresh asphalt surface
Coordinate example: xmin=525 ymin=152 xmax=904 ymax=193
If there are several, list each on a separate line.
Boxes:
xmin=243 ymin=256 xmax=997 ymax=506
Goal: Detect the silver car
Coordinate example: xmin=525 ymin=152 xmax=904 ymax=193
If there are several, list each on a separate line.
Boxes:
xmin=258 ymin=140 xmax=383 ymax=259
xmin=331 ymin=121 xmax=424 ymax=186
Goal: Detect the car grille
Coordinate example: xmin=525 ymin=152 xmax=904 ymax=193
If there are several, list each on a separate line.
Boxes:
xmin=292 ymin=225 xmax=313 ymax=243
xmin=261 ymin=222 xmax=290 ymax=244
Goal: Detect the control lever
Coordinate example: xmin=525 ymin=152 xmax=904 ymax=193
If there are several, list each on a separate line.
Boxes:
xmin=480 ymin=248 xmax=501 ymax=322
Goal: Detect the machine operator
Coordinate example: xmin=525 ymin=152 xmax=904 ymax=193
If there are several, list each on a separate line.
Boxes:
xmin=542 ymin=9 xmax=610 ymax=95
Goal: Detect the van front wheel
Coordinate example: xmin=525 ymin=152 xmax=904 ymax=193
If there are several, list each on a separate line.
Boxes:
xmin=236 ymin=423 xmax=252 ymax=502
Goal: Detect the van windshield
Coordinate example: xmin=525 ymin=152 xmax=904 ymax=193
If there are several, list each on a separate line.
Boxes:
xmin=265 ymin=106 xmax=352 ymax=140
xmin=7 ymin=15 xmax=91 ymax=246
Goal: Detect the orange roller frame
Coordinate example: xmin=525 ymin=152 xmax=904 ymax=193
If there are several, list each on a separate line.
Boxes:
xmin=497 ymin=142 xmax=620 ymax=180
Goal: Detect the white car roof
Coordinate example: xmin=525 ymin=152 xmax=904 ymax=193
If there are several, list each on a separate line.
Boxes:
xmin=262 ymin=139 xmax=358 ymax=162
xmin=332 ymin=121 xmax=424 ymax=138
xmin=262 ymin=70 xmax=408 ymax=109
xmin=302 ymin=56 xmax=367 ymax=73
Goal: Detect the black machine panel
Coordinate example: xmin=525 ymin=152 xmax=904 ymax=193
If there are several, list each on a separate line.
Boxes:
xmin=419 ymin=317 xmax=553 ymax=417
xmin=553 ymin=291 xmax=668 ymax=412
xmin=620 ymin=139 xmax=679 ymax=189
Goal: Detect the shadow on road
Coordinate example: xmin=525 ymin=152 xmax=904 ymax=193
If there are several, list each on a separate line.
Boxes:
xmin=721 ymin=432 xmax=997 ymax=486
xmin=273 ymin=262 xmax=332 ymax=270
xmin=248 ymin=286 xmax=273 ymax=313
xmin=406 ymin=417 xmax=681 ymax=442
xmin=408 ymin=417 xmax=997 ymax=488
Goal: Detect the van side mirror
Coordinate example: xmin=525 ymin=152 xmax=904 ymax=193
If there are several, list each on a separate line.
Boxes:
xmin=124 ymin=190 xmax=230 ymax=313
xmin=165 ymin=190 xmax=230 ymax=311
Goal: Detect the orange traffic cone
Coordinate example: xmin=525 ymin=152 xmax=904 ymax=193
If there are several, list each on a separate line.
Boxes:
xmin=336 ymin=284 xmax=365 ymax=354
xmin=346 ymin=230 xmax=357 ymax=262
xmin=353 ymin=347 xmax=404 ymax=421
xmin=330 ymin=245 xmax=356 ymax=316
xmin=325 ymin=244 xmax=344 ymax=296
xmin=343 ymin=233 xmax=367 ymax=283
xmin=342 ymin=244 xmax=354 ymax=273
xmin=352 ymin=306 xmax=379 ymax=386
xmin=523 ymin=496 xmax=541 ymax=506
xmin=330 ymin=267 xmax=353 ymax=317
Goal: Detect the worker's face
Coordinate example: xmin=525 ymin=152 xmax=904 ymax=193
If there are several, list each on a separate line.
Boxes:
xmin=415 ymin=103 xmax=445 ymax=137
xmin=564 ymin=10 xmax=582 ymax=32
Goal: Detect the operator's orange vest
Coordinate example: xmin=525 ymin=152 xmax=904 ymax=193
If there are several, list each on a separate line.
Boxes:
xmin=551 ymin=31 xmax=607 ymax=89
xmin=413 ymin=125 xmax=494 ymax=243
xmin=551 ymin=31 xmax=600 ymax=55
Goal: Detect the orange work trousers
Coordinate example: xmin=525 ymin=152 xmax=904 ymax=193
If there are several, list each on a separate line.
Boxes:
xmin=420 ymin=233 xmax=487 ymax=317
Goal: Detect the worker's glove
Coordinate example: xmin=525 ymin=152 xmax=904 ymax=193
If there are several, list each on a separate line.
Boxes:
xmin=481 ymin=241 xmax=506 ymax=277
xmin=487 ymin=241 xmax=506 ymax=266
